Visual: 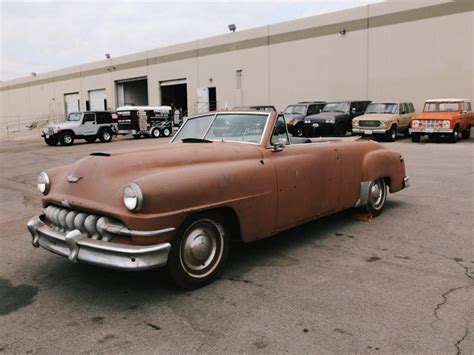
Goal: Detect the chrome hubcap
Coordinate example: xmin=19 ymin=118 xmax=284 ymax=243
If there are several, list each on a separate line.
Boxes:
xmin=64 ymin=135 xmax=72 ymax=143
xmin=104 ymin=132 xmax=110 ymax=140
xmin=180 ymin=220 xmax=223 ymax=278
xmin=153 ymin=129 xmax=160 ymax=137
xmin=369 ymin=180 xmax=385 ymax=209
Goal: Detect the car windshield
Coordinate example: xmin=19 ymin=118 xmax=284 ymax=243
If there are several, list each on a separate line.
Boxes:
xmin=66 ymin=113 xmax=82 ymax=121
xmin=424 ymin=102 xmax=460 ymax=112
xmin=323 ymin=102 xmax=350 ymax=113
xmin=173 ymin=113 xmax=269 ymax=144
xmin=365 ymin=103 xmax=398 ymax=114
xmin=284 ymin=105 xmax=306 ymax=115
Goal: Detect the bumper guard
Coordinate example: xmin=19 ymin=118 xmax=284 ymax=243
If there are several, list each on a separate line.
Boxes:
xmin=27 ymin=216 xmax=172 ymax=271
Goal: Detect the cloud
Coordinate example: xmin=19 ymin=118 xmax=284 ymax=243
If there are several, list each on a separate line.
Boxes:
xmin=0 ymin=0 xmax=381 ymax=81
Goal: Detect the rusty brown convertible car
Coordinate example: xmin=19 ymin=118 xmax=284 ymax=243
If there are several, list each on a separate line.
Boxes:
xmin=27 ymin=111 xmax=409 ymax=289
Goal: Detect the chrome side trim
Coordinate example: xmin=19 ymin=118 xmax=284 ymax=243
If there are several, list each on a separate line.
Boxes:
xmin=27 ymin=216 xmax=172 ymax=271
xmin=403 ymin=176 xmax=410 ymax=188
xmin=355 ymin=181 xmax=370 ymax=207
xmin=96 ymin=216 xmax=175 ymax=237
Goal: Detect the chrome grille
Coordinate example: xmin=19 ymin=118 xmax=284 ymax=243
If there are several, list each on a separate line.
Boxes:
xmin=43 ymin=205 xmax=123 ymax=242
xmin=419 ymin=120 xmax=447 ymax=128
xmin=359 ymin=120 xmax=381 ymax=127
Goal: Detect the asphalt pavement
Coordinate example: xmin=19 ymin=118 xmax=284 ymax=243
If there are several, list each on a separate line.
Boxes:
xmin=0 ymin=134 xmax=472 ymax=354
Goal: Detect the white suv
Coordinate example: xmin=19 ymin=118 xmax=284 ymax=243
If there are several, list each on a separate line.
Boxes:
xmin=42 ymin=111 xmax=115 ymax=146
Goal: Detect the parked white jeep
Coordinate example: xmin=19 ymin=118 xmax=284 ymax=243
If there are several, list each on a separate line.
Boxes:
xmin=42 ymin=111 xmax=115 ymax=146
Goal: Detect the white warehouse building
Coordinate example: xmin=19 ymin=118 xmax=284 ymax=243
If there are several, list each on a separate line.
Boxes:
xmin=0 ymin=0 xmax=473 ymax=137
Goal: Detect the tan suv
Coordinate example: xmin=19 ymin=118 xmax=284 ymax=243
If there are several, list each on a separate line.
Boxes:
xmin=352 ymin=102 xmax=415 ymax=141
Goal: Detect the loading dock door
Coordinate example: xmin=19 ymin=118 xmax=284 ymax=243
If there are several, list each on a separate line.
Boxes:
xmin=64 ymin=93 xmax=80 ymax=114
xmin=160 ymin=79 xmax=188 ymax=115
xmin=116 ymin=77 xmax=148 ymax=107
xmin=88 ymin=89 xmax=107 ymax=111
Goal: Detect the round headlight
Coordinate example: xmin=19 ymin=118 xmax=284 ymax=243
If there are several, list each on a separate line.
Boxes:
xmin=37 ymin=172 xmax=50 ymax=195
xmin=412 ymin=120 xmax=419 ymax=128
xmin=123 ymin=183 xmax=143 ymax=212
xmin=442 ymin=120 xmax=450 ymax=128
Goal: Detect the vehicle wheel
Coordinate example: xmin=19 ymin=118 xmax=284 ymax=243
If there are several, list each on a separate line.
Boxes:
xmin=59 ymin=131 xmax=74 ymax=146
xmin=461 ymin=126 xmax=471 ymax=139
xmin=85 ymin=136 xmax=96 ymax=143
xmin=151 ymin=127 xmax=161 ymax=138
xmin=385 ymin=125 xmax=397 ymax=142
xmin=411 ymin=133 xmax=421 ymax=143
xmin=98 ymin=129 xmax=113 ymax=143
xmin=132 ymin=134 xmax=141 ymax=139
xmin=334 ymin=123 xmax=346 ymax=137
xmin=167 ymin=213 xmax=229 ymax=290
xmin=44 ymin=137 xmax=58 ymax=146
xmin=292 ymin=125 xmax=304 ymax=137
xmin=162 ymin=127 xmax=171 ymax=137
xmin=449 ymin=126 xmax=459 ymax=143
xmin=365 ymin=178 xmax=387 ymax=217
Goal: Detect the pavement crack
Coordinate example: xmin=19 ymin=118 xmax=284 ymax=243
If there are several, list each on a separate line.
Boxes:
xmin=429 ymin=252 xmax=474 ymax=282
xmin=220 ymin=276 xmax=263 ymax=287
xmin=432 ymin=286 xmax=465 ymax=322
xmin=454 ymin=323 xmax=469 ymax=355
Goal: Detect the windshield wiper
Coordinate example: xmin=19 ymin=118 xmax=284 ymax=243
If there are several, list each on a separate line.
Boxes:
xmin=181 ymin=138 xmax=213 ymax=143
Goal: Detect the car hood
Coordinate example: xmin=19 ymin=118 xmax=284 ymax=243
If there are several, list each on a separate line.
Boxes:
xmin=412 ymin=112 xmax=458 ymax=120
xmin=306 ymin=112 xmax=348 ymax=122
xmin=357 ymin=113 xmax=395 ymax=121
xmin=47 ymin=121 xmax=80 ymax=130
xmin=43 ymin=142 xmax=264 ymax=213
xmin=284 ymin=114 xmax=305 ymax=120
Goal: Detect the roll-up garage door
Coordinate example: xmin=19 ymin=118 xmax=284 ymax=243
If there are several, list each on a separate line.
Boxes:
xmin=88 ymin=89 xmax=107 ymax=111
xmin=64 ymin=93 xmax=80 ymax=114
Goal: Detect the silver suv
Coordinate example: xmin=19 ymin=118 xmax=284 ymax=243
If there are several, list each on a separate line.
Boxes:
xmin=42 ymin=111 xmax=115 ymax=146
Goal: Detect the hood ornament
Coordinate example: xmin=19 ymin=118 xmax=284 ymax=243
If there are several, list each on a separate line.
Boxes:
xmin=67 ymin=174 xmax=82 ymax=183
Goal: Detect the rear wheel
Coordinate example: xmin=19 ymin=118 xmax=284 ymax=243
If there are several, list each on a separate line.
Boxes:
xmin=59 ymin=131 xmax=74 ymax=146
xmin=365 ymin=179 xmax=387 ymax=217
xmin=44 ymin=137 xmax=58 ymax=146
xmin=385 ymin=125 xmax=397 ymax=142
xmin=98 ymin=128 xmax=113 ymax=143
xmin=167 ymin=213 xmax=229 ymax=290
xmin=462 ymin=126 xmax=471 ymax=139
xmin=411 ymin=133 xmax=421 ymax=143
xmin=162 ymin=127 xmax=171 ymax=137
xmin=151 ymin=127 xmax=161 ymax=138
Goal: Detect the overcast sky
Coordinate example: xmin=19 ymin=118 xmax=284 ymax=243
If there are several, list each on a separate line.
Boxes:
xmin=1 ymin=0 xmax=380 ymax=82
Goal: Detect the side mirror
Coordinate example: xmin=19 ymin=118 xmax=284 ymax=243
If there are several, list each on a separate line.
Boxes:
xmin=272 ymin=139 xmax=286 ymax=152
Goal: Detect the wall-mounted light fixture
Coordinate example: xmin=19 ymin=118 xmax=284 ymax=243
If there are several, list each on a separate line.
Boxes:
xmin=209 ymin=78 xmax=213 ymax=83
xmin=105 ymin=53 xmax=111 ymax=59
xmin=31 ymin=72 xmax=37 ymax=76
xmin=228 ymin=24 xmax=236 ymax=32
xmin=339 ymin=29 xmax=346 ymax=35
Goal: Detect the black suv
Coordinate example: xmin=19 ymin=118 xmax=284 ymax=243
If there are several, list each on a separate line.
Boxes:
xmin=303 ymin=101 xmax=371 ymax=137
xmin=283 ymin=101 xmax=326 ymax=136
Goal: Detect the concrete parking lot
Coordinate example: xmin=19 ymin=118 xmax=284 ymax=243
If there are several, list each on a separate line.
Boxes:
xmin=0 ymin=134 xmax=473 ymax=354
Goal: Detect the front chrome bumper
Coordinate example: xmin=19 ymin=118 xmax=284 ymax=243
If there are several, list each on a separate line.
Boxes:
xmin=409 ymin=128 xmax=453 ymax=134
xmin=27 ymin=216 xmax=172 ymax=271
xmin=352 ymin=128 xmax=388 ymax=134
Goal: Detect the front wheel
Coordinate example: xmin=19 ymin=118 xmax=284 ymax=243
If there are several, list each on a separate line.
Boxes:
xmin=292 ymin=125 xmax=304 ymax=137
xmin=44 ymin=137 xmax=58 ymax=146
xmin=151 ymin=127 xmax=161 ymax=138
xmin=385 ymin=125 xmax=397 ymax=142
xmin=411 ymin=133 xmax=421 ymax=143
xmin=59 ymin=131 xmax=74 ymax=146
xmin=334 ymin=123 xmax=346 ymax=137
xmin=167 ymin=213 xmax=229 ymax=290
xmin=449 ymin=127 xmax=459 ymax=143
xmin=365 ymin=178 xmax=387 ymax=217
